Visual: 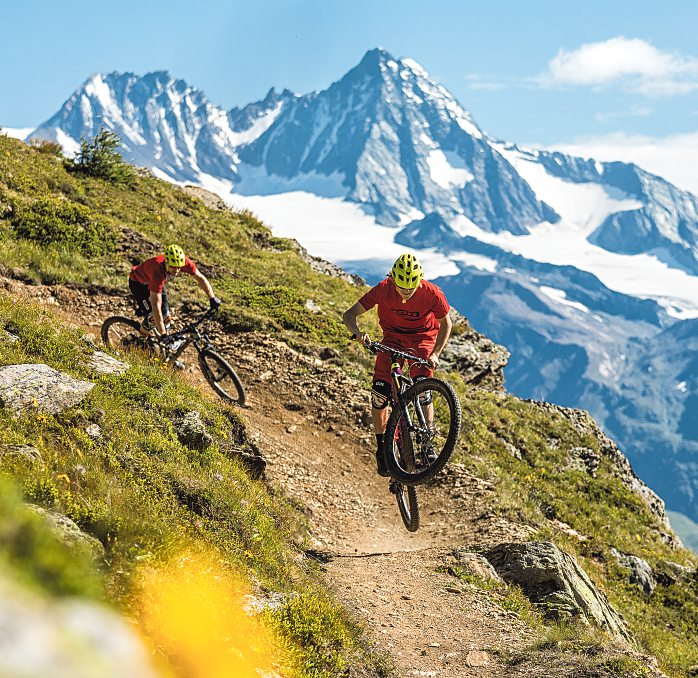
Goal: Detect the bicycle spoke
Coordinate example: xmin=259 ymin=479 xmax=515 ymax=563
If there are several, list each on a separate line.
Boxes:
xmin=384 ymin=377 xmax=461 ymax=485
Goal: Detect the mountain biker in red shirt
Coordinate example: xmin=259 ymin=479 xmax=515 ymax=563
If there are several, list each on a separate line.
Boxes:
xmin=129 ymin=243 xmax=221 ymax=338
xmin=343 ymin=253 xmax=452 ymax=476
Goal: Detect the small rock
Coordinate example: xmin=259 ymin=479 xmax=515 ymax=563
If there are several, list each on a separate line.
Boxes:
xmin=428 ymin=642 xmax=441 ymax=648
xmin=445 ymin=586 xmax=462 ymax=594
xmin=503 ymin=441 xmax=523 ymax=460
xmin=286 ymin=425 xmax=298 ymax=434
xmin=451 ymin=551 xmax=503 ymax=584
xmin=27 ymin=505 xmax=105 ymax=562
xmin=85 ymin=424 xmax=102 ymax=439
xmin=466 ymin=650 xmax=491 ymax=667
xmin=175 ymin=411 xmax=213 ymax=451
xmin=88 ymin=350 xmax=129 ymax=376
xmin=1 ymin=445 xmax=43 ymax=464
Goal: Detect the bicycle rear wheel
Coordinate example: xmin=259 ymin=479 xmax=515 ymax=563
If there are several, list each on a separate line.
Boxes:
xmin=384 ymin=377 xmax=461 ymax=485
xmin=198 ymin=348 xmax=246 ymax=406
xmin=101 ymin=316 xmax=148 ymax=351
xmin=391 ymin=480 xmax=420 ymax=532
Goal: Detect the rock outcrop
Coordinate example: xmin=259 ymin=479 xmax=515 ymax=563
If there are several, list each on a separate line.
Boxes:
xmin=483 ymin=541 xmax=633 ymax=644
xmin=611 ymin=548 xmax=657 ymax=595
xmin=441 ymin=311 xmax=510 ymax=390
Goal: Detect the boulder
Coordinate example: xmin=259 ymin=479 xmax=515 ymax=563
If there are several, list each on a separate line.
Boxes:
xmin=611 ymin=548 xmax=656 ymax=595
xmin=174 ymin=411 xmax=213 ymax=451
xmin=27 ymin=506 xmax=105 ymax=563
xmin=0 ymin=570 xmax=158 ymax=678
xmin=483 ymin=541 xmax=633 ymax=644
xmin=0 ymin=364 xmax=94 ymax=415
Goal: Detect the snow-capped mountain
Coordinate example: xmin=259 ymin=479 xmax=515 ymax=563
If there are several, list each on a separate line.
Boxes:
xmin=29 ymin=49 xmax=698 ymax=528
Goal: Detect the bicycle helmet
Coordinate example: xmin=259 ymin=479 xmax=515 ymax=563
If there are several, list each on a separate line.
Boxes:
xmin=164 ymin=243 xmax=186 ymax=268
xmin=390 ymin=253 xmax=423 ymax=289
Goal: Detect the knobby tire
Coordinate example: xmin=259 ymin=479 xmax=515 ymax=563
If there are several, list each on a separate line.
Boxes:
xmin=101 ymin=315 xmax=144 ymax=349
xmin=393 ymin=482 xmax=420 ymax=532
xmin=384 ymin=377 xmax=461 ymax=485
xmin=198 ymin=348 xmax=246 ymax=407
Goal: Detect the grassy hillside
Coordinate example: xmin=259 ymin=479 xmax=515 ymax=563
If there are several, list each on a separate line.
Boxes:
xmin=1 ymin=132 xmax=698 ymax=676
xmin=0 ymin=297 xmax=386 ymax=676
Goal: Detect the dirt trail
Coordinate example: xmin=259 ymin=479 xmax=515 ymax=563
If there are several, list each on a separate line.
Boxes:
xmin=4 ymin=278 xmax=538 ymax=677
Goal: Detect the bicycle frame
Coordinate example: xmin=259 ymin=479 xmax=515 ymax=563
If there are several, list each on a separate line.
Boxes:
xmin=153 ymin=311 xmax=216 ymax=363
xmin=368 ymin=342 xmax=432 ymax=471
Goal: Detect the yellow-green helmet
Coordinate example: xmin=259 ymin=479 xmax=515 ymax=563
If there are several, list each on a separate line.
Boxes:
xmin=164 ymin=243 xmax=186 ymax=267
xmin=391 ymin=253 xmax=423 ymax=289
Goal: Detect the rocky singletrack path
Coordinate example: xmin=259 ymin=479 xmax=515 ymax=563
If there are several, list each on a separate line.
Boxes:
xmin=4 ymin=277 xmax=541 ymax=677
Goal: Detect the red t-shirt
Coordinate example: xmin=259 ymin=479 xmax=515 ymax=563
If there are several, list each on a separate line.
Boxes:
xmin=359 ymin=278 xmax=450 ymax=341
xmin=129 ymin=255 xmax=197 ymax=293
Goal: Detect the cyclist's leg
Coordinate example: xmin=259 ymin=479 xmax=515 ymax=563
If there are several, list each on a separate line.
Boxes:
xmin=409 ymin=339 xmax=436 ymax=424
xmin=129 ymin=278 xmax=153 ymax=335
xmin=161 ymin=286 xmax=171 ymax=330
xmin=371 ymin=353 xmax=392 ymax=476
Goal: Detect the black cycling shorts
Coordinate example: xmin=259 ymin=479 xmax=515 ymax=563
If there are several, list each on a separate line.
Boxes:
xmin=129 ymin=278 xmax=169 ymax=319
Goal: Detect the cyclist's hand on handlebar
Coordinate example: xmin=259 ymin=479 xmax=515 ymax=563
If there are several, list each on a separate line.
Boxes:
xmin=427 ymin=353 xmax=440 ymax=369
xmin=209 ymin=296 xmax=222 ymax=311
xmin=355 ymin=333 xmax=372 ymax=347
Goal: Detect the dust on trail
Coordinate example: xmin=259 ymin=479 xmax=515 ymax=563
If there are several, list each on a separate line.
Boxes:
xmin=4 ymin=278 xmax=538 ymax=677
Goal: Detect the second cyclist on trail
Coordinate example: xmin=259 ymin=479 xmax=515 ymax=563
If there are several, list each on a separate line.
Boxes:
xmin=128 ymin=243 xmax=222 ymax=340
xmin=343 ymin=253 xmax=452 ymax=476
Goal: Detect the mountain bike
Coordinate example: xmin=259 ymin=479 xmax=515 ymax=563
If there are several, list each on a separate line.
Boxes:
xmin=101 ymin=309 xmax=246 ymax=406
xmin=365 ymin=341 xmax=461 ymax=487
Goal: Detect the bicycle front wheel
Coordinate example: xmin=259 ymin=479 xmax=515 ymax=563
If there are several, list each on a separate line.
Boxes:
xmin=392 ymin=481 xmax=420 ymax=532
xmin=198 ymin=349 xmax=246 ymax=406
xmin=101 ymin=316 xmax=148 ymax=351
xmin=384 ymin=377 xmax=461 ymax=485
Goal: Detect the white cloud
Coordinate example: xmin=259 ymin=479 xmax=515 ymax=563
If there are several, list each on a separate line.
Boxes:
xmin=547 ymin=131 xmax=698 ymax=195
xmin=538 ymin=37 xmax=698 ymax=96
xmin=594 ymin=104 xmax=653 ymax=123
xmin=465 ymin=74 xmax=506 ymax=91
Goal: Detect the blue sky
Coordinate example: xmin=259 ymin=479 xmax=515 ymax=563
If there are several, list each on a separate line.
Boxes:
xmin=3 ymin=0 xmax=698 ymax=188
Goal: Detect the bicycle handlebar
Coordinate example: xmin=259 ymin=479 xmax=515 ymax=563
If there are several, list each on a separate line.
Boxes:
xmin=351 ymin=335 xmax=430 ymax=366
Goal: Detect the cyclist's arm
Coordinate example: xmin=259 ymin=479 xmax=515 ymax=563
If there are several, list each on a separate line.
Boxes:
xmin=149 ymin=291 xmax=167 ymax=335
xmin=428 ymin=314 xmax=452 ymax=368
xmin=191 ymin=269 xmax=215 ymax=299
xmin=342 ymin=301 xmax=371 ymax=344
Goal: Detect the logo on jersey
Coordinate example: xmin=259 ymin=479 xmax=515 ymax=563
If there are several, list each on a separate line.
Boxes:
xmin=394 ymin=309 xmax=420 ymax=317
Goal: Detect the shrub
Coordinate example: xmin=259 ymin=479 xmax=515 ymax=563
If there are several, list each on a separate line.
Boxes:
xmin=29 ymin=138 xmax=63 ymax=157
xmin=10 ymin=195 xmax=116 ymax=255
xmin=67 ymin=127 xmax=134 ymax=183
